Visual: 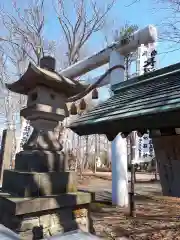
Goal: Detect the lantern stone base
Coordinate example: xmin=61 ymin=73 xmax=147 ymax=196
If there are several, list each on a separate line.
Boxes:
xmin=0 ymin=191 xmax=92 ymax=239
xmin=153 ymin=135 xmax=180 ymax=197
xmin=2 ymin=170 xmax=77 ymax=197
xmin=15 ymin=150 xmax=65 ymax=172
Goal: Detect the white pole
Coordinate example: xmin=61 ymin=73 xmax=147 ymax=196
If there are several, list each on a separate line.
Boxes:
xmin=110 ymin=51 xmax=128 ymax=207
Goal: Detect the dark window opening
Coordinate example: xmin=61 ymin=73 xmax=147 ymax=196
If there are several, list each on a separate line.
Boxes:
xmin=50 ymin=93 xmax=55 ymax=100
xmin=31 ymin=92 xmax=37 ymax=101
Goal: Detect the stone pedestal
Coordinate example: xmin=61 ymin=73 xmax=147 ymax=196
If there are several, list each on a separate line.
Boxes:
xmin=152 ymin=135 xmax=180 ymax=197
xmin=2 ymin=170 xmax=77 ymax=197
xmin=0 ymin=130 xmax=93 ymax=239
xmin=15 ymin=150 xmax=65 ymax=172
xmin=0 ymin=168 xmax=92 ymax=239
xmin=0 ymin=191 xmax=92 ymax=239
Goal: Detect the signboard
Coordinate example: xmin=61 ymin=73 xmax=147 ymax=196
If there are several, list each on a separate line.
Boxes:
xmin=132 ymin=133 xmax=154 ymax=164
xmin=15 ymin=119 xmax=32 ymax=154
xmin=136 ymin=43 xmax=158 ymax=76
xmin=138 ymin=133 xmax=154 ymax=158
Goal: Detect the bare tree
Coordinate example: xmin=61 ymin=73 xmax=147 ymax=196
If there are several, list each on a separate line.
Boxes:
xmin=54 ymin=0 xmax=116 ymax=66
xmin=0 ymin=0 xmax=55 ymax=66
xmin=114 ymin=23 xmax=138 ymax=79
xmin=157 ymin=0 xmax=180 ymax=47
xmin=130 ymin=0 xmax=180 ymax=52
xmin=0 ymin=0 xmax=56 ymax=123
xmin=0 ymin=0 xmax=117 ymax=117
xmin=0 ymin=0 xmax=117 ymax=169
xmin=0 ymin=0 xmax=55 ymax=157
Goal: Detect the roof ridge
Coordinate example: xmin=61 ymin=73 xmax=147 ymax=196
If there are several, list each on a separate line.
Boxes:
xmin=112 ymin=62 xmax=180 ymax=93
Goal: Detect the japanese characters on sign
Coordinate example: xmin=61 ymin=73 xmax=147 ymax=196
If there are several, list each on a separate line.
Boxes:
xmin=142 ymin=43 xmax=157 ymax=73
xmin=138 ymin=133 xmax=154 ymax=158
xmin=20 ymin=121 xmax=31 ymax=150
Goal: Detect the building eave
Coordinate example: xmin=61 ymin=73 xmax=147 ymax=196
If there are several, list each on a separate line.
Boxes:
xmin=6 ymin=63 xmax=89 ymax=97
xmin=69 ymin=62 xmax=180 ymax=140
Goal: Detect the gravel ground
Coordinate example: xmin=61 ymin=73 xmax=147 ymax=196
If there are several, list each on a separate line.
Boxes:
xmin=78 ymin=172 xmax=162 ymax=196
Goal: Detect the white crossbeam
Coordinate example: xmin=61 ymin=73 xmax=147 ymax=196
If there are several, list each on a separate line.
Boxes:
xmin=60 ymin=25 xmax=157 ymax=79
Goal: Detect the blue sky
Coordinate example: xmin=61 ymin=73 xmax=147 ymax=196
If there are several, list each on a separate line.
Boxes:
xmin=40 ymin=0 xmax=180 ymax=100
xmin=3 ymin=0 xmax=178 ymax=73
xmin=2 ymin=0 xmax=180 ymax=102
xmin=40 ymin=0 xmax=179 ymax=68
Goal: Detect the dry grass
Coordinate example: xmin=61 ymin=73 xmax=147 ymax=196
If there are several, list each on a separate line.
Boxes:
xmin=91 ymin=195 xmax=180 ymax=239
xmin=78 ymin=174 xmax=180 ymax=239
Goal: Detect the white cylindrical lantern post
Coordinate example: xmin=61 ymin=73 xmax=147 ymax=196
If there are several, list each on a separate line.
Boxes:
xmin=109 ymin=51 xmax=128 ymax=207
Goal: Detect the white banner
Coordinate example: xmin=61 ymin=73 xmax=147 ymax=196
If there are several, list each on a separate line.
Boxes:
xmin=15 ymin=119 xmax=32 ymax=154
xmin=132 ymin=133 xmax=154 ymax=164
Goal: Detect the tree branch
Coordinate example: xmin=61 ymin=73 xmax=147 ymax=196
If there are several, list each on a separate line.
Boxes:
xmin=55 ymin=0 xmax=116 ymax=65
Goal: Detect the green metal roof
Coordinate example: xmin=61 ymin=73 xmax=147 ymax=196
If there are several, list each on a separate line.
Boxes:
xmin=69 ymin=62 xmax=180 ymax=140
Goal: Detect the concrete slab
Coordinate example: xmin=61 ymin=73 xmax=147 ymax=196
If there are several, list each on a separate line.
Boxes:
xmin=0 ymin=224 xmax=19 ymax=239
xmin=44 ymin=230 xmax=100 ymax=239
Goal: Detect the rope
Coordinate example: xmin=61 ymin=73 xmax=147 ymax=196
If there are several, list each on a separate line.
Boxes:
xmin=66 ymin=64 xmax=125 ymax=102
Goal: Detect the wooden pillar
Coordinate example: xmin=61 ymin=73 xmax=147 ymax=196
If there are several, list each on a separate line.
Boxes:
xmin=151 ymin=129 xmax=180 ymax=197
xmin=110 ymin=51 xmax=128 ymax=207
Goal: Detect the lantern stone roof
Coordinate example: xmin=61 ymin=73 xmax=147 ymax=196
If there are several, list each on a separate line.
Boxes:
xmin=69 ymin=62 xmax=180 ymax=140
xmin=6 ymin=62 xmax=88 ymax=97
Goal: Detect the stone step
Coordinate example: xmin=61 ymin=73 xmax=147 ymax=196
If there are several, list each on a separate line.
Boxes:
xmin=2 ymin=170 xmax=77 ymax=197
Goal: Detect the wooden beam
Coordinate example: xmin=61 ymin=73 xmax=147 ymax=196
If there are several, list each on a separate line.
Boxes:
xmin=60 ymin=25 xmax=157 ymax=79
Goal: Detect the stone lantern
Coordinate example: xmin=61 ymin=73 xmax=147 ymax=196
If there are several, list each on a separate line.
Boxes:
xmin=0 ymin=56 xmax=93 ymax=239
xmin=6 ymin=56 xmax=88 ymax=173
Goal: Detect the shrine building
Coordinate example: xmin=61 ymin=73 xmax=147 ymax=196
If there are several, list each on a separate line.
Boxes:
xmin=69 ymin=62 xmax=180 ymax=198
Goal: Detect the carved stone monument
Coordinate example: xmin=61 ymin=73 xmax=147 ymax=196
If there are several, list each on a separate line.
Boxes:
xmin=0 ymin=56 xmax=92 ymax=239
xmin=0 ymin=129 xmax=14 ymax=182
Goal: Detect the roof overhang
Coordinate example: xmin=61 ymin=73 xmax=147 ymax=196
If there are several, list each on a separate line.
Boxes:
xmin=69 ymin=62 xmax=180 ymax=141
xmin=6 ymin=63 xmax=88 ymax=97
xmin=70 ymin=110 xmax=180 ymax=141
